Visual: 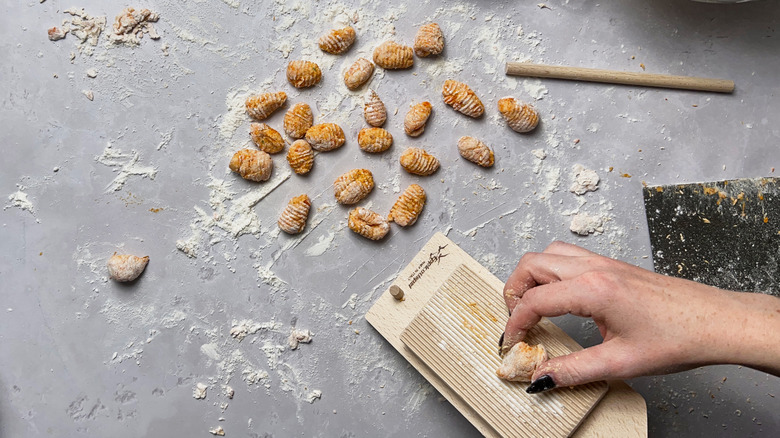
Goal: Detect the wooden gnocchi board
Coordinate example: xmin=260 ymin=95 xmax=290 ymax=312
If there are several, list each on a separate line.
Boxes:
xmin=365 ymin=232 xmax=647 ymax=437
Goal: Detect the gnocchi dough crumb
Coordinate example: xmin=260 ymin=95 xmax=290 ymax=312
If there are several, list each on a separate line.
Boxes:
xmin=107 ymin=253 xmax=149 ymax=282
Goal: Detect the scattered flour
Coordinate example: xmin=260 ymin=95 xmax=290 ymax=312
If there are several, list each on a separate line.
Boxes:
xmin=305 ymin=389 xmax=322 ymax=403
xmin=304 ymin=231 xmax=336 ymax=257
xmin=95 ymin=143 xmax=158 ymax=192
xmin=229 ymin=319 xmax=281 ymax=341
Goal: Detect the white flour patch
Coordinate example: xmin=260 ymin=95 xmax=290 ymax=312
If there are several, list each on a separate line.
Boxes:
xmin=304 ymin=231 xmax=336 ymax=257
xmin=5 ymin=190 xmax=35 ymax=215
xmin=95 ymin=143 xmax=158 ymax=192
xmin=522 ymin=79 xmax=549 ymax=101
xmin=305 ymin=389 xmax=322 ymax=403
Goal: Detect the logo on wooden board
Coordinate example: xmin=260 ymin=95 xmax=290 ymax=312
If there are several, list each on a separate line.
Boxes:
xmin=407 ymin=244 xmax=449 ymax=289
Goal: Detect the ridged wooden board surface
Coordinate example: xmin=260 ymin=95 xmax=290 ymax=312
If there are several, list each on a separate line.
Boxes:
xmin=365 ymin=232 xmax=647 ymax=437
xmin=401 ymin=265 xmax=608 ymax=437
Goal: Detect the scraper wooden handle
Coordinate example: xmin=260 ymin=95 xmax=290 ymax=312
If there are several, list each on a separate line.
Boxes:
xmin=506 ymin=62 xmax=735 ymax=93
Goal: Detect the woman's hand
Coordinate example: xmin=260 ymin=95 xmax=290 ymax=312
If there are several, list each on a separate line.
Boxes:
xmin=502 ymin=241 xmax=780 ymax=393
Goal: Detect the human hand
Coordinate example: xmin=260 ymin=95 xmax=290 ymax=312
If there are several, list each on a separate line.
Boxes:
xmin=502 ymin=241 xmax=780 ymax=393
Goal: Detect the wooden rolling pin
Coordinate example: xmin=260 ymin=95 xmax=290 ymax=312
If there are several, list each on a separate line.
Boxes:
xmin=506 ymin=62 xmax=734 ymax=93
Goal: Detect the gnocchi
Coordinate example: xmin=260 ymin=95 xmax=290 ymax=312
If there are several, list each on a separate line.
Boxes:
xmin=400 ymin=147 xmax=440 ymax=176
xmin=249 ymin=123 xmax=285 ymax=154
xmin=348 ymin=207 xmax=390 ymax=240
xmin=496 ymin=341 xmax=548 ymax=382
xmin=404 ymin=101 xmax=433 ymax=137
xmin=107 ymin=253 xmax=149 ymax=282
xmin=318 ymin=26 xmax=356 ymax=55
xmin=364 ymin=89 xmax=387 ymax=127
xmin=283 ymin=102 xmax=313 ymax=139
xmin=343 ymin=58 xmax=375 ymax=91
xmin=373 ymin=41 xmax=414 ymax=69
xmin=457 ymin=136 xmax=494 ymax=167
xmin=286 ymin=139 xmax=314 ymax=175
xmin=229 ymin=149 xmax=273 ymax=182
xmin=442 ymin=79 xmax=484 ymax=118
xmin=245 ymin=91 xmax=287 ymax=121
xmin=286 ymin=60 xmax=322 ymax=88
xmin=388 ymin=184 xmax=426 ymax=227
xmin=305 ymin=123 xmax=345 ymax=152
xmin=278 ymin=194 xmax=311 ymax=234
xmin=357 ymin=127 xmax=393 ymax=153
xmin=413 ymin=23 xmax=444 ymax=57
xmin=334 ymin=168 xmax=374 ymax=204
xmin=497 ymin=97 xmax=539 ymax=133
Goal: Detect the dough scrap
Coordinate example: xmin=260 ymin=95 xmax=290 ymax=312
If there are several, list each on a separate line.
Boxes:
xmin=496 ymin=341 xmax=547 ymax=382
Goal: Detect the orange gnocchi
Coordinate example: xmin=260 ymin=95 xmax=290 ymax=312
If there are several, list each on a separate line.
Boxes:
xmin=457 ymin=136 xmax=494 ymax=167
xmin=343 ymin=58 xmax=375 ymax=91
xmin=229 ymin=149 xmax=273 ymax=182
xmin=414 ymin=23 xmax=444 ymax=57
xmin=388 ymin=184 xmax=426 ymax=227
xmin=286 ymin=139 xmax=314 ymax=175
xmin=283 ymin=102 xmax=313 ymax=139
xmin=364 ymin=89 xmax=387 ymax=127
xmin=305 ymin=123 xmax=345 ymax=152
xmin=373 ymin=41 xmax=414 ymax=69
xmin=334 ymin=169 xmax=374 ymax=204
xmin=245 ymin=91 xmax=287 ymax=121
xmin=286 ymin=60 xmax=322 ymax=88
xmin=400 ymin=147 xmax=440 ymax=176
xmin=278 ymin=194 xmax=311 ymax=234
xmin=249 ymin=123 xmax=285 ymax=154
xmin=442 ymin=79 xmax=484 ymax=118
xmin=348 ymin=207 xmax=390 ymax=240
xmin=497 ymin=97 xmax=539 ymax=133
xmin=404 ymin=102 xmax=433 ymax=137
xmin=318 ymin=26 xmax=356 ymax=55
xmin=357 ymin=127 xmax=393 ymax=153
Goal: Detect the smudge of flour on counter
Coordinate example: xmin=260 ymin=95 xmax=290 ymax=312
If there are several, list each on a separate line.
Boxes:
xmin=229 ymin=319 xmax=281 ymax=341
xmin=256 ymin=265 xmax=288 ymax=292
xmin=95 ymin=143 xmax=158 ymax=192
xmin=569 ymin=164 xmax=600 ymax=195
xmin=305 ymin=389 xmax=322 ymax=403
xmin=304 ymin=231 xmax=336 ymax=257
xmin=522 ymin=79 xmax=549 ymax=101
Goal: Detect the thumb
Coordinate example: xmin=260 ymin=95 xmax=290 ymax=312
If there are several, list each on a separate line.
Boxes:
xmin=527 ymin=342 xmax=625 ymax=393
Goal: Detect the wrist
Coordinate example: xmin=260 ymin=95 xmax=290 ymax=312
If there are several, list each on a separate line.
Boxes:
xmin=709 ymin=291 xmax=780 ymax=375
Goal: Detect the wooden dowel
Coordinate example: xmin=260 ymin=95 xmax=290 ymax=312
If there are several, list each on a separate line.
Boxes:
xmin=505 ymin=62 xmax=734 ymax=93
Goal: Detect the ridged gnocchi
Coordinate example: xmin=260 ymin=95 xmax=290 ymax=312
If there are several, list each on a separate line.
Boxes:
xmin=373 ymin=41 xmax=414 ymax=69
xmin=400 ymin=147 xmax=440 ymax=176
xmin=283 ymin=102 xmax=313 ymax=139
xmin=278 ymin=194 xmax=311 ymax=234
xmin=388 ymin=184 xmax=426 ymax=227
xmin=286 ymin=139 xmax=314 ymax=175
xmin=249 ymin=123 xmax=285 ymax=154
xmin=442 ymin=79 xmax=484 ymax=118
xmin=497 ymin=97 xmax=539 ymax=133
xmin=364 ymin=89 xmax=387 ymax=127
xmin=287 ymin=60 xmax=322 ymax=88
xmin=404 ymin=102 xmax=433 ymax=137
xmin=343 ymin=58 xmax=374 ymax=91
xmin=245 ymin=91 xmax=287 ymax=121
xmin=334 ymin=169 xmax=374 ymax=204
xmin=229 ymin=149 xmax=273 ymax=182
xmin=496 ymin=341 xmax=548 ymax=382
xmin=357 ymin=127 xmax=393 ymax=153
xmin=457 ymin=136 xmax=494 ymax=167
xmin=348 ymin=207 xmax=390 ymax=240
xmin=305 ymin=123 xmax=345 ymax=152
xmin=413 ymin=23 xmax=444 ymax=57
xmin=318 ymin=26 xmax=356 ymax=55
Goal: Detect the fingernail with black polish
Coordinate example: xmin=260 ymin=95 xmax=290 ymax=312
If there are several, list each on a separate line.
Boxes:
xmin=498 ymin=332 xmax=505 ymax=349
xmin=526 ymin=375 xmax=556 ymax=394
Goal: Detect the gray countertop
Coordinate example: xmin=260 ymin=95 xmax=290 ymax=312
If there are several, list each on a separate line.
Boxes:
xmin=1 ymin=0 xmax=778 ymax=436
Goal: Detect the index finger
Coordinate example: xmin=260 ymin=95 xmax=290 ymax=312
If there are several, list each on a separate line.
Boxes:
xmin=502 ymin=251 xmax=591 ymax=312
